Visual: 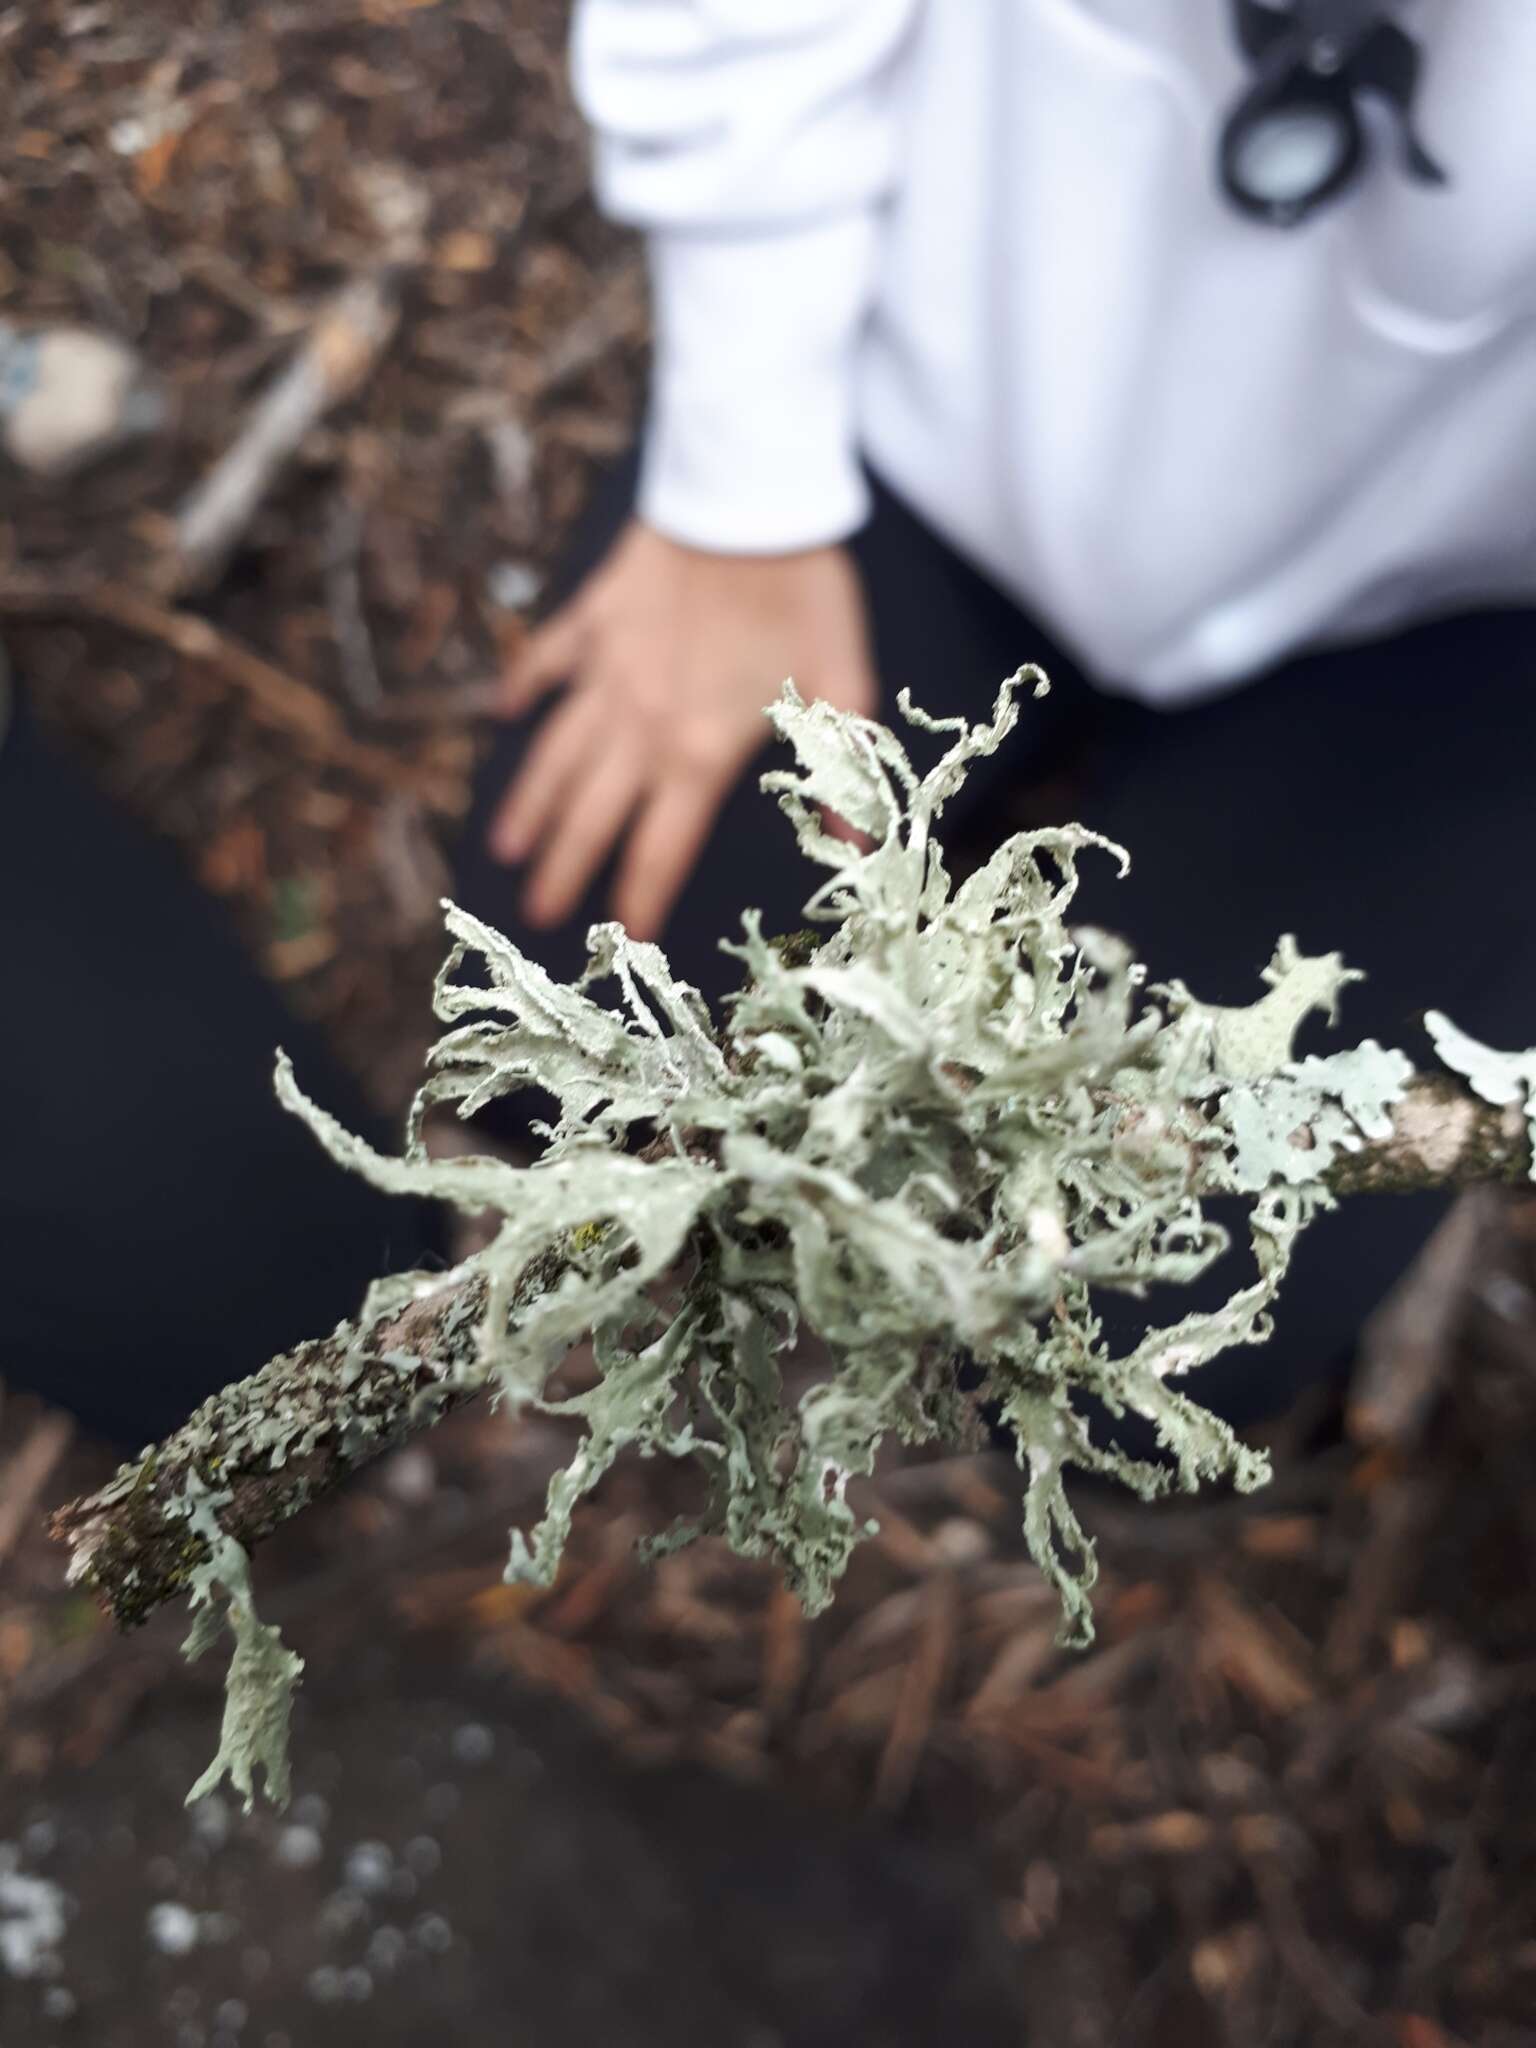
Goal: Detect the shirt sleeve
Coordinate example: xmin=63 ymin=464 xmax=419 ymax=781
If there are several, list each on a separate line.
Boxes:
xmin=571 ymin=0 xmax=923 ymax=553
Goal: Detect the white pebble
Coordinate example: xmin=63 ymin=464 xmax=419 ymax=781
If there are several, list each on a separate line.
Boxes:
xmin=368 ymin=1925 xmax=408 ymax=1973
xmin=487 ymin=560 xmax=543 ymax=613
xmin=451 ymin=1724 xmax=494 ymax=1766
xmin=929 ymin=1517 xmax=992 ymax=1566
xmin=382 ymin=1447 xmax=436 ymax=1504
xmin=0 ymin=1850 xmax=67 ymax=1978
xmin=413 ymin=1912 xmax=452 ymax=1955
xmin=189 ymin=1797 xmax=231 ymax=1850
xmin=274 ymin=1825 xmax=322 ymax=1871
xmin=307 ymin=1966 xmax=342 ymax=2004
xmin=318 ymin=1890 xmax=370 ymax=1940
xmin=147 ymin=1902 xmax=200 ymax=1957
xmin=343 ymin=1842 xmax=393 ymax=1896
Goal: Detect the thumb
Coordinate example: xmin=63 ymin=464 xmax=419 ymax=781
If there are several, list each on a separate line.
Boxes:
xmin=820 ymin=805 xmax=874 ymax=849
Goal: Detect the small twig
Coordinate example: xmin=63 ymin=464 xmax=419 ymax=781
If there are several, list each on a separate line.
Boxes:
xmin=1395 ymin=1709 xmax=1526 ymax=2012
xmin=1350 ymin=1187 xmax=1496 ymax=1449
xmin=169 ymin=270 xmax=404 ymax=596
xmin=0 ymin=578 xmax=407 ymax=785
xmin=522 ymin=253 xmax=646 ymax=403
xmin=1323 ymin=1467 xmax=1444 ymax=1680
xmin=872 ymin=1572 xmax=957 ymax=1811
xmin=366 ymin=679 xmax=507 ymax=726
xmin=372 ymin=789 xmax=454 ymax=937
xmin=322 ymin=490 xmax=384 ymax=715
xmin=0 ymin=1410 xmax=74 ymax=1570
xmin=1245 ymin=1845 xmax=1371 ymax=2037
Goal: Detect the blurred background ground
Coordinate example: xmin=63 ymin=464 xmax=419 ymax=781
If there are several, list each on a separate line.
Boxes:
xmin=4 ymin=5 xmax=1536 ymax=2045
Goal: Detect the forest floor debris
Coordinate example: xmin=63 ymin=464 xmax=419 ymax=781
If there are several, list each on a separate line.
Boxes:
xmin=2 ymin=0 xmax=646 ymax=1102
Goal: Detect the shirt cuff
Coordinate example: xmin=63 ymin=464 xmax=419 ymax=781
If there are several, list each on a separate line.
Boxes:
xmin=636 ymin=218 xmax=877 ymax=555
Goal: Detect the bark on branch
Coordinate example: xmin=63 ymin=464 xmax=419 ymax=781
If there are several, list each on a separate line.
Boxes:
xmin=49 ymin=1074 xmax=1531 ymax=1633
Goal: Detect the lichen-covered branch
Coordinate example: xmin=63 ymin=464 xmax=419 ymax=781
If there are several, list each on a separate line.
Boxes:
xmin=1323 ymin=1072 xmax=1529 ymax=1195
xmin=50 ymin=1050 xmax=1529 ymax=1638
xmin=50 ymin=1274 xmax=488 ymax=1633
xmin=44 ymin=674 xmax=1536 ymax=1809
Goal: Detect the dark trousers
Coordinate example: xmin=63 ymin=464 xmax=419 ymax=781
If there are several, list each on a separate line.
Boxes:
xmin=4 ymin=456 xmax=1533 ymax=1445
xmin=0 ymin=690 xmax=437 ymax=1446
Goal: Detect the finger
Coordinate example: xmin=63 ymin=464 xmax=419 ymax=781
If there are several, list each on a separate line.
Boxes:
xmin=819 ymin=803 xmax=875 ymax=852
xmin=522 ymin=741 xmax=649 ymax=929
xmin=611 ymin=771 xmax=725 ymax=942
xmin=817 ymin=652 xmax=879 ymax=720
xmin=500 ymin=602 xmax=590 ymax=717
xmin=487 ymin=687 xmax=610 ymax=864
xmin=812 ymin=658 xmax=880 ymax=851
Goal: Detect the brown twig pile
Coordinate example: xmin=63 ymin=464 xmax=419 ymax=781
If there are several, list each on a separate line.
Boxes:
xmin=0 ymin=0 xmax=647 ymax=1098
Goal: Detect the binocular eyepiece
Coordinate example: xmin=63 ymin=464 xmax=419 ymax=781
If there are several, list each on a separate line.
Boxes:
xmin=1219 ymin=0 xmax=1446 ymax=225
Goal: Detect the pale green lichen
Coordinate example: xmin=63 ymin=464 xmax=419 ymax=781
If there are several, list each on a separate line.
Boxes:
xmin=1424 ymin=1011 xmax=1536 ymax=1177
xmin=168 ymin=672 xmax=1523 ymax=1804
xmin=275 ymin=674 xmax=1365 ymax=1626
xmin=180 ymin=1482 xmax=303 ymax=1813
xmin=1219 ymin=1042 xmax=1415 ymax=1193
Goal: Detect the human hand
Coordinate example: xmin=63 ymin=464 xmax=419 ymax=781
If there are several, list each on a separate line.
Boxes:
xmin=487 ymin=519 xmax=878 ymax=941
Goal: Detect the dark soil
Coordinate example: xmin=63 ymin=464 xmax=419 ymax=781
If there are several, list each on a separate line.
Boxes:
xmin=1 ymin=1652 xmax=1025 ymax=2048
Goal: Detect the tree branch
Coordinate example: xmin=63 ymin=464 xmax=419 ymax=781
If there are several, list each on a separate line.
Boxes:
xmin=49 ymin=1074 xmax=1529 ymax=1633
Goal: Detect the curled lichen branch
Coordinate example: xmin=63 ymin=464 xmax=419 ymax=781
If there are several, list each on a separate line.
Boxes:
xmin=49 ymin=1070 xmax=1526 ymax=1637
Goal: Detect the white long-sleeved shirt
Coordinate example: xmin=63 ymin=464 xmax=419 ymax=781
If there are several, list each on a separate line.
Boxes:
xmin=572 ymin=0 xmax=1536 ymax=702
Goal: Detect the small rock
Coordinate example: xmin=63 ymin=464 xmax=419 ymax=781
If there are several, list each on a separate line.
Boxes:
xmin=450 ymin=1723 xmax=494 ymax=1766
xmin=147 ymin=1902 xmax=200 ymax=1958
xmin=368 ymin=1926 xmax=408 ymax=1974
xmin=343 ymin=1842 xmax=394 ymax=1896
xmin=413 ymin=1912 xmax=452 ymax=1955
xmin=487 ymin=559 xmax=543 ymax=612
xmin=274 ymin=1825 xmax=322 ymax=1871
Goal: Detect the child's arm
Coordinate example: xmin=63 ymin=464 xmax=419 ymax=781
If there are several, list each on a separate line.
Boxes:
xmin=573 ymin=0 xmax=922 ymax=552
xmin=486 ymin=2 xmax=921 ymax=938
